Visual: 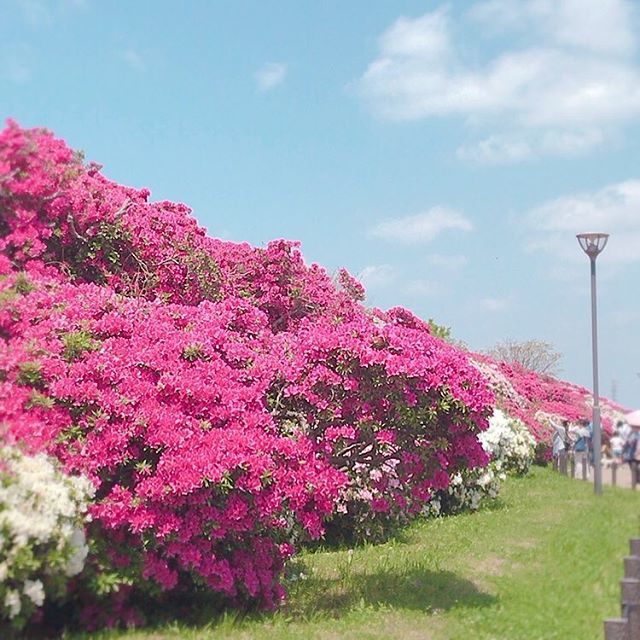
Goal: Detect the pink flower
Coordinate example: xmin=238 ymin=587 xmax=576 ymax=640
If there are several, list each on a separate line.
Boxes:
xmin=375 ymin=429 xmax=395 ymax=445
xmin=0 ymin=121 xmax=509 ymax=625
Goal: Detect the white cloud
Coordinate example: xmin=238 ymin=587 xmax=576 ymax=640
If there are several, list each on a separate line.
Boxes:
xmin=403 ymin=279 xmax=438 ymax=297
xmin=357 ymin=264 xmax=396 ymax=289
xmin=14 ymin=0 xmax=87 ymax=27
xmin=611 ymin=310 xmax=640 ymax=326
xmin=479 ymin=297 xmax=509 ymax=312
xmin=425 ymin=253 xmax=469 ymax=269
xmin=457 ymin=128 xmax=607 ymax=165
xmin=469 ymin=0 xmax=635 ymax=57
xmin=255 ymin=62 xmax=287 ymax=91
xmin=526 ymin=179 xmax=640 ymax=263
xmin=15 ymin=0 xmax=52 ymax=27
xmin=539 ymin=129 xmax=606 ymax=156
xmin=378 ymin=8 xmax=451 ymax=61
xmin=358 ymin=1 xmax=640 ymax=163
xmin=457 ymin=135 xmax=533 ymax=165
xmin=121 ymin=49 xmax=146 ymax=72
xmin=1 ymin=43 xmax=33 ymax=83
xmin=357 ymin=265 xmax=438 ymax=297
xmin=370 ymin=206 xmax=472 ymax=244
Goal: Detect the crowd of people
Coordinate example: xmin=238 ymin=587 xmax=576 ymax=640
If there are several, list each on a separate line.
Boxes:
xmin=552 ymin=415 xmax=640 ymax=479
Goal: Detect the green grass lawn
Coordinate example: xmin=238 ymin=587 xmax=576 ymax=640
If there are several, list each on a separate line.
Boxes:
xmin=68 ymin=467 xmax=640 ymax=640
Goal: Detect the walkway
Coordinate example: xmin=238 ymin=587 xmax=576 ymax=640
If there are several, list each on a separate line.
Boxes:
xmin=553 ymin=454 xmax=639 ymax=490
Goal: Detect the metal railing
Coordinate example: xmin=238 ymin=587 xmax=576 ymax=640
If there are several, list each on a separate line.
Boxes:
xmin=605 ymin=538 xmax=640 ymax=639
xmin=552 ymin=451 xmax=638 ymax=489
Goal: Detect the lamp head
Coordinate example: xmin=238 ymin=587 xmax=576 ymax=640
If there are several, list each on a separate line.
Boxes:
xmin=576 ymin=232 xmax=609 ymax=259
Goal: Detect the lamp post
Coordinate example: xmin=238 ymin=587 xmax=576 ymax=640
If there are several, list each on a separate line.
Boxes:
xmin=576 ymin=232 xmax=609 ymax=495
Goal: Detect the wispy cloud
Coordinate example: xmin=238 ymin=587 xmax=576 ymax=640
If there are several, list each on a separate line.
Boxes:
xmin=15 ymin=0 xmax=53 ymax=27
xmin=357 ymin=265 xmax=438 ymax=298
xmin=469 ymin=0 xmax=635 ymax=56
xmin=370 ymin=207 xmax=472 ymax=244
xmin=458 ymin=129 xmax=607 ymax=165
xmin=457 ymin=135 xmax=534 ymax=165
xmin=426 ymin=253 xmax=469 ymax=270
xmin=357 ymin=264 xmax=396 ymax=289
xmin=479 ymin=297 xmax=509 ymax=312
xmin=255 ymin=62 xmax=287 ymax=91
xmin=357 ymin=0 xmax=640 ymax=163
xmin=611 ymin=310 xmax=640 ymax=326
xmin=120 ymin=49 xmax=146 ymax=72
xmin=403 ymin=279 xmax=438 ymax=297
xmin=526 ymin=179 xmax=640 ymax=263
xmin=1 ymin=43 xmax=33 ymax=83
xmin=15 ymin=0 xmax=87 ymax=27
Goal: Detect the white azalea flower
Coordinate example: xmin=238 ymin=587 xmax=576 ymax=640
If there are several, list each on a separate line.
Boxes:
xmin=4 ymin=589 xmax=21 ymax=618
xmin=0 ymin=446 xmax=94 ymax=624
xmin=23 ymin=579 xmax=45 ymax=607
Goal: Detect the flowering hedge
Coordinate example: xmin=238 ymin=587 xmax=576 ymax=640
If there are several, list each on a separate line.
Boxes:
xmin=471 ymin=355 xmax=626 ymax=442
xmin=0 ymin=122 xmax=495 ymax=627
xmin=479 ymin=409 xmax=535 ymax=476
xmin=428 ymin=408 xmax=535 ymax=515
xmin=0 ymin=446 xmax=93 ymax=630
xmin=429 ymin=466 xmax=502 ymax=516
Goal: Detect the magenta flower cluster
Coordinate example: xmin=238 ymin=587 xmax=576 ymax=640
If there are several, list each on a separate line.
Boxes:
xmin=0 ymin=122 xmax=494 ymax=624
xmin=472 ymin=355 xmax=625 ymax=440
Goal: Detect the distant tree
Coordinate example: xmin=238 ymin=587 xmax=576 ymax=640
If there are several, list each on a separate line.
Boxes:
xmin=487 ymin=339 xmax=562 ymax=376
xmin=428 ymin=318 xmax=453 ymax=342
xmin=428 ymin=319 xmax=468 ymax=350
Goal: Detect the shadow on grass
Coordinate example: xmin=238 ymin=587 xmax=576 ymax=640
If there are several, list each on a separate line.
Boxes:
xmin=123 ymin=568 xmax=499 ymax=637
xmin=70 ymin=567 xmax=497 ymax=636
xmin=313 ymin=499 xmax=511 ymax=557
xmin=288 ymin=566 xmax=497 ymax=617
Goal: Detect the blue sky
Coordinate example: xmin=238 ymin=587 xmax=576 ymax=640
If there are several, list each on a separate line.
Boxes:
xmin=1 ymin=0 xmax=639 ymax=407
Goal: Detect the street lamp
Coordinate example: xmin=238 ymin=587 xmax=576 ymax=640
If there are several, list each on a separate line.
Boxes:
xmin=576 ymin=232 xmax=609 ymax=495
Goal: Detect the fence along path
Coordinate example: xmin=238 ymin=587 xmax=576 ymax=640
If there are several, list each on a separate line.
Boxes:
xmin=605 ymin=539 xmax=640 ymax=640
xmin=552 ymin=458 xmax=640 ymax=638
xmin=552 ymin=451 xmax=638 ymax=490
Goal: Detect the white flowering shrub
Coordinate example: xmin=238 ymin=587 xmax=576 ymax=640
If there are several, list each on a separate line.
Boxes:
xmin=428 ymin=409 xmax=535 ymax=516
xmin=480 ymin=408 xmax=536 ymax=476
xmin=430 ymin=464 xmax=504 ymax=516
xmin=0 ymin=446 xmax=94 ymax=630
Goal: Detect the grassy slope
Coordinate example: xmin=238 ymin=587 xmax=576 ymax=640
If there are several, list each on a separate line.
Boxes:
xmin=71 ymin=467 xmax=640 ymax=640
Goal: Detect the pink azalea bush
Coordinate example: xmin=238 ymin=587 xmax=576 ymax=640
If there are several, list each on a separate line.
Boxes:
xmin=0 ymin=122 xmax=494 ymax=628
xmin=271 ymin=310 xmax=492 ymax=543
xmin=471 ymin=355 xmax=626 ymax=442
xmin=427 ymin=408 xmax=535 ymax=517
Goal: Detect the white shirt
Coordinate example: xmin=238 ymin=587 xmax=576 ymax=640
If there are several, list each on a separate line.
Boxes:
xmin=610 ymin=435 xmax=624 ymax=454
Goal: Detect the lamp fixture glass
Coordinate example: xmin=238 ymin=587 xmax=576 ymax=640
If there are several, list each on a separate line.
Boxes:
xmin=576 ymin=232 xmax=609 ymax=258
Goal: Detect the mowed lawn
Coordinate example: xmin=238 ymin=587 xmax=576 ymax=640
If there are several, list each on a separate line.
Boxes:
xmin=70 ymin=467 xmax=640 ymax=640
